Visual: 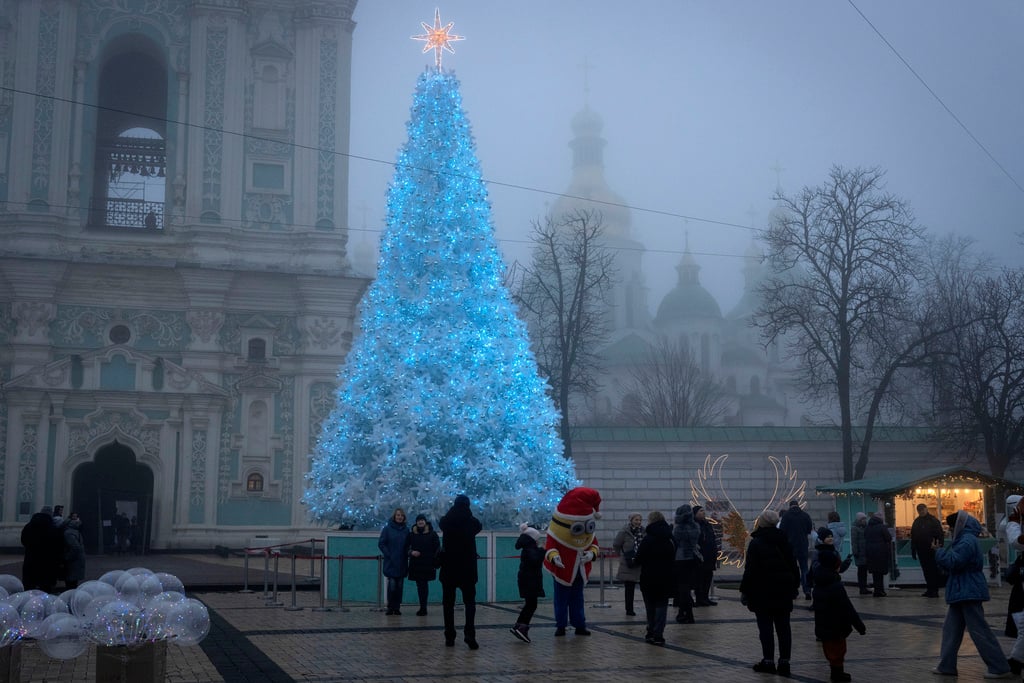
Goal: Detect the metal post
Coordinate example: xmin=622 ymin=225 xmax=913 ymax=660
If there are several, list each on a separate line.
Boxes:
xmin=309 ymin=539 xmax=316 ymax=579
xmin=261 ymin=550 xmax=271 ymax=600
xmin=336 ymin=554 xmax=349 ymax=612
xmin=266 ymin=551 xmax=283 ymax=606
xmin=312 ymin=554 xmax=332 ymax=612
xmin=285 ymin=554 xmax=303 ymax=611
xmin=375 ymin=555 xmax=385 ymax=611
xmin=591 ymin=552 xmax=611 ymax=608
xmin=239 ymin=551 xmax=253 ymax=593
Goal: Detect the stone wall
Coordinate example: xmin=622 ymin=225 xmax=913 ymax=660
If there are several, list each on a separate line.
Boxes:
xmin=569 ymin=428 xmax=977 ymax=550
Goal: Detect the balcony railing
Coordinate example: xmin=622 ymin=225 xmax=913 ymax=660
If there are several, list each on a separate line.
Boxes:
xmin=93 ymin=198 xmax=165 ymax=230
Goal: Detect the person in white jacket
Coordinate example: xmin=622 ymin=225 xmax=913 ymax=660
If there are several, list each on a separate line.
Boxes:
xmin=1002 ymin=495 xmax=1024 ymax=673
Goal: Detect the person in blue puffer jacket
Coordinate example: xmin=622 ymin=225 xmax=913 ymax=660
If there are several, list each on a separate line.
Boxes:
xmin=378 ymin=508 xmax=410 ymax=615
xmin=932 ymin=510 xmax=1012 ymax=678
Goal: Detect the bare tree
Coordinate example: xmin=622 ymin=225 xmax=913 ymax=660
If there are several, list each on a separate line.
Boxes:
xmin=509 ymin=209 xmax=615 ymax=457
xmin=619 ymin=336 xmax=728 ymax=427
xmin=930 ymin=263 xmax=1024 ymax=477
xmin=754 ymin=166 xmax=928 ymax=481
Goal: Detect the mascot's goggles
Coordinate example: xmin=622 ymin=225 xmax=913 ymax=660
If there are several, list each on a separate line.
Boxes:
xmin=552 ymin=517 xmax=597 ymax=536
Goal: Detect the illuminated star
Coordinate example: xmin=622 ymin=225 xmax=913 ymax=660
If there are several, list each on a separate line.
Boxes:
xmin=412 ymin=8 xmax=465 ymax=69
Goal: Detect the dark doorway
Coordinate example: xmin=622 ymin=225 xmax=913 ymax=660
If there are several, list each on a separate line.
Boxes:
xmin=71 ymin=441 xmax=154 ymax=554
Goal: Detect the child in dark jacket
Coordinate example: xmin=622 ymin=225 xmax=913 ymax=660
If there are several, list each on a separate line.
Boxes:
xmin=810 ymin=527 xmax=865 ymax=682
xmin=510 ymin=523 xmax=546 ymax=643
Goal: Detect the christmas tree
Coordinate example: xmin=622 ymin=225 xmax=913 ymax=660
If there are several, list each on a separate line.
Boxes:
xmin=304 ymin=66 xmax=578 ymax=530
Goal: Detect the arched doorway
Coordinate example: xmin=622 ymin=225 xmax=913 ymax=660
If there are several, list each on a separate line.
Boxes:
xmin=72 ymin=441 xmax=154 ymax=554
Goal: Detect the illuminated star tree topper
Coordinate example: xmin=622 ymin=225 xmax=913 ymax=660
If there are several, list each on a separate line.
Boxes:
xmin=412 ymin=8 xmax=465 ymax=69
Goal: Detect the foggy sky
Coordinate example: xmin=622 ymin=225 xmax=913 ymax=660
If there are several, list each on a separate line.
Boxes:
xmin=346 ymin=1 xmax=1024 ymax=313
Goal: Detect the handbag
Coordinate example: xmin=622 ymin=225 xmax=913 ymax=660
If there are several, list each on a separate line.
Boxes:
xmin=433 ymin=547 xmax=445 ymax=569
xmin=624 ymin=549 xmax=637 ymax=568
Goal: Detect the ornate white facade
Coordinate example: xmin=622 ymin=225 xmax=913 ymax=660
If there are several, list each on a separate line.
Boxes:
xmin=0 ymin=0 xmax=366 ymax=550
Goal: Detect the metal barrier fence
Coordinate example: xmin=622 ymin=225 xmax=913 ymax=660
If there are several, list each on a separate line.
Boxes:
xmin=234 ymin=536 xmax=627 ymax=612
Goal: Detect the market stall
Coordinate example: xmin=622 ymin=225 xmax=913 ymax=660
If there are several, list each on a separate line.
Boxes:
xmin=816 ymin=466 xmax=1023 ymax=587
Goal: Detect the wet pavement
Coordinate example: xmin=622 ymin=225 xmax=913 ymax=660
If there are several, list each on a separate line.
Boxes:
xmin=0 ymin=553 xmax=1018 ymax=682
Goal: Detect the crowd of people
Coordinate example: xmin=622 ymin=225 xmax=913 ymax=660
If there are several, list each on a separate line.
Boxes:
xmin=20 ymin=505 xmax=86 ymax=592
xmin=374 ymin=494 xmax=1023 ymax=681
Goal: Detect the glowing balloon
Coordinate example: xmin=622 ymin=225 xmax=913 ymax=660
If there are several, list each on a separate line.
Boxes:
xmin=155 ymin=573 xmax=185 ymax=595
xmin=18 ymin=595 xmax=48 ymax=638
xmin=81 ymin=594 xmax=118 ymax=623
xmin=115 ymin=575 xmax=142 ymax=605
xmin=79 ymin=580 xmax=116 ymax=599
xmin=139 ymin=575 xmax=164 ymax=603
xmin=166 ymin=599 xmax=209 ymax=646
xmin=0 ymin=575 xmax=24 ymax=595
xmin=98 ymin=570 xmax=125 ymax=587
xmin=88 ymin=600 xmax=143 ymax=647
xmin=0 ymin=602 xmax=23 ymax=646
xmin=38 ymin=613 xmax=87 ymax=660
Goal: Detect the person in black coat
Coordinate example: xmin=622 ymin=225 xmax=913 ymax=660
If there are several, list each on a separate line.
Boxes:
xmin=864 ymin=512 xmax=892 ymax=597
xmin=694 ymin=505 xmax=719 ymax=606
xmin=740 ymin=509 xmax=800 ymax=677
xmin=509 ymin=524 xmax=546 ymax=643
xmin=438 ymin=494 xmax=483 ymax=649
xmin=636 ymin=510 xmax=676 ymax=646
xmin=911 ymin=503 xmax=945 ymax=598
xmin=779 ymin=499 xmax=814 ymax=600
xmin=407 ymin=514 xmax=440 ymax=616
xmin=810 ymin=527 xmax=865 ymax=682
xmin=21 ymin=510 xmax=61 ymax=592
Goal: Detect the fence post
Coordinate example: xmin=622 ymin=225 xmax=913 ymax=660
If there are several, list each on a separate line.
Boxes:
xmin=374 ymin=555 xmax=386 ymax=612
xmin=261 ymin=549 xmax=271 ymax=601
xmin=312 ymin=554 xmax=332 ymax=612
xmin=285 ymin=553 xmax=303 ymax=611
xmin=591 ymin=552 xmax=611 ymax=608
xmin=266 ymin=551 xmax=283 ymax=606
xmin=309 ymin=538 xmax=316 ymax=580
xmin=336 ymin=554 xmax=350 ymax=612
xmin=239 ymin=550 xmax=253 ymax=593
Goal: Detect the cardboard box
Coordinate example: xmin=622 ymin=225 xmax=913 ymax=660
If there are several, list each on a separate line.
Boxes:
xmin=0 ymin=642 xmax=22 ymax=683
xmin=95 ymin=641 xmax=167 ymax=683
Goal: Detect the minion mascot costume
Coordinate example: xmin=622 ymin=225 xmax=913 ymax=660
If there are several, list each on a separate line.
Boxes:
xmin=544 ymin=486 xmax=602 ymax=636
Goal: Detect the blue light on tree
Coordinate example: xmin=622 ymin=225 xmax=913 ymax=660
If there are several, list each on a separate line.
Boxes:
xmin=304 ymin=68 xmax=579 ymax=529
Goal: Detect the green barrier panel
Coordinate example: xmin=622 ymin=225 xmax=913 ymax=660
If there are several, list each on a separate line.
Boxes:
xmin=325 ymin=533 xmax=493 ymax=605
xmin=494 ymin=534 xmax=555 ymax=602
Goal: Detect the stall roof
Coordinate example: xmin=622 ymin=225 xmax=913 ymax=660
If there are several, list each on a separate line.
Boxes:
xmin=816 ymin=466 xmax=1023 ymax=498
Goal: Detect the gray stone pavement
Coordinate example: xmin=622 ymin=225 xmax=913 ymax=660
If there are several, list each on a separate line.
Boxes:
xmin=7 ymin=578 xmax=1023 ymax=682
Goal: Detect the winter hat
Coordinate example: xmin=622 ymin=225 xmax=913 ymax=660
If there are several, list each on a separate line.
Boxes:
xmin=556 ymin=487 xmax=602 ymax=520
xmin=855 ymin=512 xmax=867 ymax=521
xmin=519 ymin=522 xmax=542 ymax=542
xmin=756 ymin=509 xmax=779 ymax=529
xmin=817 ymin=526 xmax=833 ymax=540
xmin=415 ymin=514 xmax=428 ymax=523
xmin=453 ymin=494 xmax=471 ymax=508
xmin=692 ymin=505 xmax=704 ymax=516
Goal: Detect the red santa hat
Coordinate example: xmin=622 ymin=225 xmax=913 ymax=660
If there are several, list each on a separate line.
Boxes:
xmin=556 ymin=487 xmax=602 ymax=521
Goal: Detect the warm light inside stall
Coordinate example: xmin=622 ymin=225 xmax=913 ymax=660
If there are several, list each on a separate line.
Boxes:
xmin=895 ymin=484 xmax=986 ymax=540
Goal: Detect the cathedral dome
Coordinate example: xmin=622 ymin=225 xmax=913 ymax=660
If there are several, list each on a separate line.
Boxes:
xmin=654 ymin=249 xmax=722 ymax=325
xmin=655 ymin=283 xmax=722 ymax=324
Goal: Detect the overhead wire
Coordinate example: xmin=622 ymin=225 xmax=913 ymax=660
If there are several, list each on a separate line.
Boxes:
xmin=0 ymin=84 xmax=764 ymax=264
xmin=846 ymin=0 xmax=1024 ymax=195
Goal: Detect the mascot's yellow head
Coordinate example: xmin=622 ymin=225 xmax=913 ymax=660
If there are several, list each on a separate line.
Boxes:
xmin=548 ymin=487 xmax=602 ymax=549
